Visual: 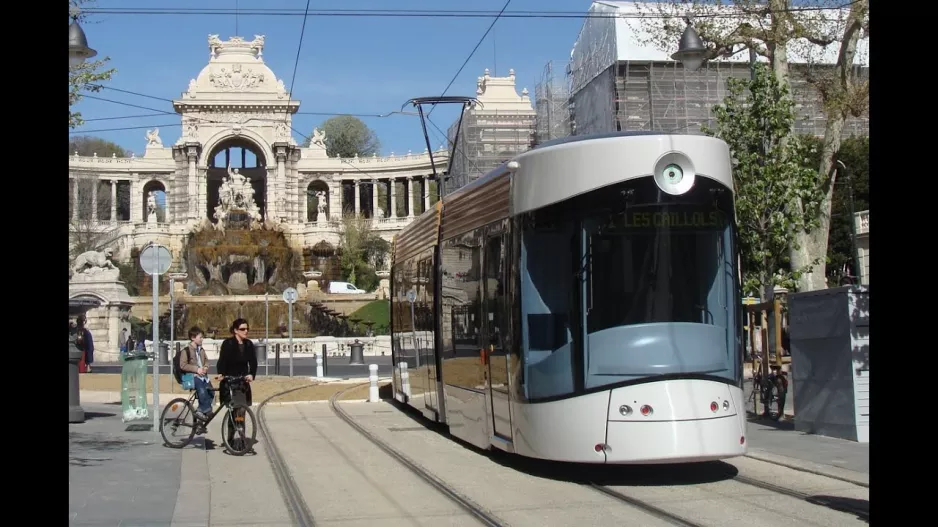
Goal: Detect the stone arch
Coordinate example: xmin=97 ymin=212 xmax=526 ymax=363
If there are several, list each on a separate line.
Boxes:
xmin=142 ymin=179 xmax=167 ymax=223
xmin=202 ymin=133 xmax=270 ymax=223
xmin=306 ymin=179 xmax=330 ymax=222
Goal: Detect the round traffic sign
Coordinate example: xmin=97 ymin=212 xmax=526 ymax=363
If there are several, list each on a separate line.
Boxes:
xmin=282 ymin=287 xmax=298 ymax=304
xmin=139 ymin=244 xmax=173 ymax=276
xmin=406 ymin=289 xmax=417 ymax=303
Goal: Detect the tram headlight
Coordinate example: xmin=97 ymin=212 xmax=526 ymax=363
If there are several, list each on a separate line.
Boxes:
xmin=619 ymin=405 xmax=632 ymax=416
xmin=653 ymin=152 xmax=696 ymax=195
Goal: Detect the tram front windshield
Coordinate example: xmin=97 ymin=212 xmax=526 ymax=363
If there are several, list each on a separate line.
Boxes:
xmin=520 ymin=177 xmax=741 ymax=400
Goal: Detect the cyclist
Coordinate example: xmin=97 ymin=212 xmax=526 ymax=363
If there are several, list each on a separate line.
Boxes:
xmin=179 ymin=326 xmax=214 ymax=423
xmin=216 ymin=318 xmax=258 ymax=442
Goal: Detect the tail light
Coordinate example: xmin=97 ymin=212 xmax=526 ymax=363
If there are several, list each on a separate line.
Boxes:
xmin=710 ymin=401 xmax=718 ymax=412
xmin=640 ymin=405 xmax=653 ymax=416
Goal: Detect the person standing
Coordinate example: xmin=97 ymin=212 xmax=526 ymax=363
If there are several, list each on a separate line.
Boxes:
xmin=74 ymin=315 xmax=94 ymax=373
xmin=216 ymin=318 xmax=257 ymax=446
xmin=215 ymin=318 xmax=257 ymax=406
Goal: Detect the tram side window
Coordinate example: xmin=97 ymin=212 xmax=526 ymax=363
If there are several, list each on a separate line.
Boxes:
xmin=519 ymin=219 xmax=576 ymax=399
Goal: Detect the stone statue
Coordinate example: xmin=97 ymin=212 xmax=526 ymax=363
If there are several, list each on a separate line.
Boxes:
xmin=145 ymin=128 xmax=162 ymax=147
xmin=311 ymin=128 xmax=326 ymax=148
xmin=214 ymin=167 xmax=262 ymax=228
xmin=146 ymin=191 xmax=158 ymax=222
xmin=316 ymin=190 xmax=328 ymax=219
xmin=72 ymin=248 xmax=117 ymax=275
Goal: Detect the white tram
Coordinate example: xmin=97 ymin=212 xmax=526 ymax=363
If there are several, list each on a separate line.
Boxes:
xmin=390 ymin=132 xmax=747 ymax=464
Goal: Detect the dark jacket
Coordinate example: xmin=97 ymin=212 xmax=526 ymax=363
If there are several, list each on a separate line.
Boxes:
xmin=216 ymin=336 xmax=258 ymax=378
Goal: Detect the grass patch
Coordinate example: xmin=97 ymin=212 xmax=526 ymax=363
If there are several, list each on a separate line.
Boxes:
xmin=349 ymin=299 xmax=390 ymax=334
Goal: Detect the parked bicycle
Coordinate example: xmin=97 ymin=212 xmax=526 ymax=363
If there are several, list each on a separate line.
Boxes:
xmin=159 ymin=375 xmax=257 ymax=455
xmin=748 ymin=357 xmax=788 ymax=421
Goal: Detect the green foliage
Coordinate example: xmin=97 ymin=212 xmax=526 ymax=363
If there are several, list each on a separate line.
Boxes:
xmin=69 ymin=136 xmax=126 ymax=157
xmin=338 ymin=216 xmax=390 ymax=290
xmin=116 ymin=261 xmax=139 ymax=295
xmin=349 ymin=300 xmax=390 ymax=335
xmin=703 ymin=63 xmax=826 ymax=298
xmin=303 ymin=115 xmax=380 ymax=158
xmin=69 ymin=1 xmax=116 ymax=128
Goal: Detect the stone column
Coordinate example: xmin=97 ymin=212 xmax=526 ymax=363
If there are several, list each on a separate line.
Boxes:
xmin=71 ymin=178 xmax=79 ymax=220
xmin=187 ymin=147 xmax=198 ymax=220
xmin=353 ymin=179 xmax=361 ymax=217
xmin=372 ymin=179 xmax=379 ymax=218
xmin=406 ymin=177 xmax=415 ymax=218
xmin=423 ymin=176 xmax=431 ymax=212
xmin=389 ymin=178 xmax=397 ymax=219
xmin=110 ymin=180 xmax=118 ymax=222
xmin=91 ymin=179 xmax=98 ymax=222
xmin=276 ymin=150 xmax=287 ymax=221
xmin=130 ymin=178 xmax=142 ymax=223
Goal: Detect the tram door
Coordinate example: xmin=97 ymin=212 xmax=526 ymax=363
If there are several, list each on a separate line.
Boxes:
xmin=483 ymin=232 xmax=513 ymax=440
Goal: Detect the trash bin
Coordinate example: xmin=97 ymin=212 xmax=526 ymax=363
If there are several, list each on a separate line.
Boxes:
xmin=159 ymin=342 xmax=170 ymax=366
xmin=121 ymin=351 xmax=150 ymax=422
xmin=349 ymin=340 xmax=365 ymax=365
xmin=255 ymin=341 xmax=267 ymax=363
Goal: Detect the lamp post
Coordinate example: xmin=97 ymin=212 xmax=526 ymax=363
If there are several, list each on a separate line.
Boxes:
xmin=671 ymin=20 xmax=708 ymax=72
xmin=68 ymin=10 xmax=97 ymax=67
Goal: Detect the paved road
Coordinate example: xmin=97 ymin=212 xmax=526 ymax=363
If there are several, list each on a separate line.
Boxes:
xmin=90 ymin=355 xmax=394 ymax=379
xmin=70 ymin=403 xmax=181 ymax=526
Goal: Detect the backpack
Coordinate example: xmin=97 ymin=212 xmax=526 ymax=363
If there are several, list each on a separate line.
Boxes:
xmin=173 ymin=346 xmax=192 ymax=385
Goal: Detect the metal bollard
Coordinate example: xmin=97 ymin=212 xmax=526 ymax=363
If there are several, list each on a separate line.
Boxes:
xmin=316 ymin=353 xmax=323 ymax=378
xmin=368 ymin=364 xmax=379 ymax=402
xmin=321 ymin=343 xmax=329 ymax=377
xmin=69 ymin=338 xmax=86 ymax=423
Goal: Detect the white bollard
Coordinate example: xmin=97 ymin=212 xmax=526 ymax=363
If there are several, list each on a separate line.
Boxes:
xmin=316 ymin=353 xmax=324 ymax=378
xmin=368 ymin=364 xmax=379 ymax=402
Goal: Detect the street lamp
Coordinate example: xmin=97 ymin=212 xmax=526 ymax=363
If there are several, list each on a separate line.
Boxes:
xmin=671 ymin=19 xmax=707 ymax=72
xmin=69 ymin=11 xmax=97 ymax=67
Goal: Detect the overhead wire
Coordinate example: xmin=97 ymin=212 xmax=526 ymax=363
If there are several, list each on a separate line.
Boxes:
xmin=81 ymin=3 xmax=861 ymax=19
xmin=427 ymin=0 xmax=511 ymax=118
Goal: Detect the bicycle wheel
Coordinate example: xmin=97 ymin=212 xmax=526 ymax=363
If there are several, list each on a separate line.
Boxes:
xmin=160 ymin=398 xmax=197 ymax=448
xmin=762 ymin=383 xmax=781 ymax=421
xmin=221 ymin=403 xmax=257 ymax=456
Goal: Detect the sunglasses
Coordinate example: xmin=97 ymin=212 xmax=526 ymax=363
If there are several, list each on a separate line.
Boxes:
xmin=237 ymin=327 xmax=249 ymax=331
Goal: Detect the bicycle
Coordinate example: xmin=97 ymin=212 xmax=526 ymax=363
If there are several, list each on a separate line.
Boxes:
xmin=159 ymin=375 xmax=257 ymax=455
xmin=748 ymin=359 xmax=788 ymax=421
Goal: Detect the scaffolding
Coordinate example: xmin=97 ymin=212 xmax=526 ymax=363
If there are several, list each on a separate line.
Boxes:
xmin=445 ymin=109 xmax=536 ymax=195
xmin=571 ymin=61 xmax=871 ymax=137
xmin=567 ymin=1 xmax=870 ymax=138
xmin=534 ymin=60 xmax=573 ymax=145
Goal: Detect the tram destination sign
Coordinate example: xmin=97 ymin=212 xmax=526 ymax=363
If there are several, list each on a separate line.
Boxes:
xmin=623 ymin=207 xmax=726 ymax=230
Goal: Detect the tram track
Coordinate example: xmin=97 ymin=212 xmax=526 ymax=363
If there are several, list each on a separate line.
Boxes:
xmin=731 ymin=474 xmax=870 ymax=521
xmin=257 ymin=385 xmax=320 ymax=527
xmin=329 ymin=382 xmax=508 ymax=527
xmin=589 ymin=484 xmax=706 ymax=527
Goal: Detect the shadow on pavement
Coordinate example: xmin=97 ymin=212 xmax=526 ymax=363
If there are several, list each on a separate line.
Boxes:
xmin=384 ymin=398 xmax=738 ymax=487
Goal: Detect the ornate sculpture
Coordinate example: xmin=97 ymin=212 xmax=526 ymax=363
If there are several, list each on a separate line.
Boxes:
xmin=72 ymin=248 xmax=117 ymax=275
xmin=146 ymin=191 xmax=158 ymax=223
xmin=316 ymin=190 xmax=328 ymax=220
xmin=145 ymin=128 xmax=162 ymax=147
xmin=311 ymin=128 xmax=326 ymax=148
xmin=209 ymin=64 xmax=265 ymax=91
xmin=214 ymin=166 xmax=262 ymax=229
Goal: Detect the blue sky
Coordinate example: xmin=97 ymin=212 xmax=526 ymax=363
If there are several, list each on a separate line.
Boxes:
xmin=71 ymin=0 xmax=599 ymax=156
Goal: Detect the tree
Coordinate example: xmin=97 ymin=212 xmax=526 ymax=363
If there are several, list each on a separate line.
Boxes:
xmin=703 ymin=63 xmax=825 ymax=299
xmin=69 ymin=135 xmax=127 ymax=157
xmin=631 ymin=1 xmax=869 ymax=292
xmin=337 ymin=214 xmax=390 ymax=291
xmin=69 ymin=0 xmax=117 ymax=128
xmin=303 ymin=115 xmax=380 ymax=158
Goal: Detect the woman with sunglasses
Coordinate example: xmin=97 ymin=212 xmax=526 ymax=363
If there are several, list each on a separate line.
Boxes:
xmin=215 ymin=318 xmax=259 ymax=410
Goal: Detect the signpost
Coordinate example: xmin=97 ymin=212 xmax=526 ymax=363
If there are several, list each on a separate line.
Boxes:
xmin=264 ymin=292 xmax=270 ymax=377
xmin=139 ymin=242 xmax=173 ymax=431
xmin=282 ymin=287 xmax=298 ymax=377
xmin=407 ymin=289 xmax=419 ymax=368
